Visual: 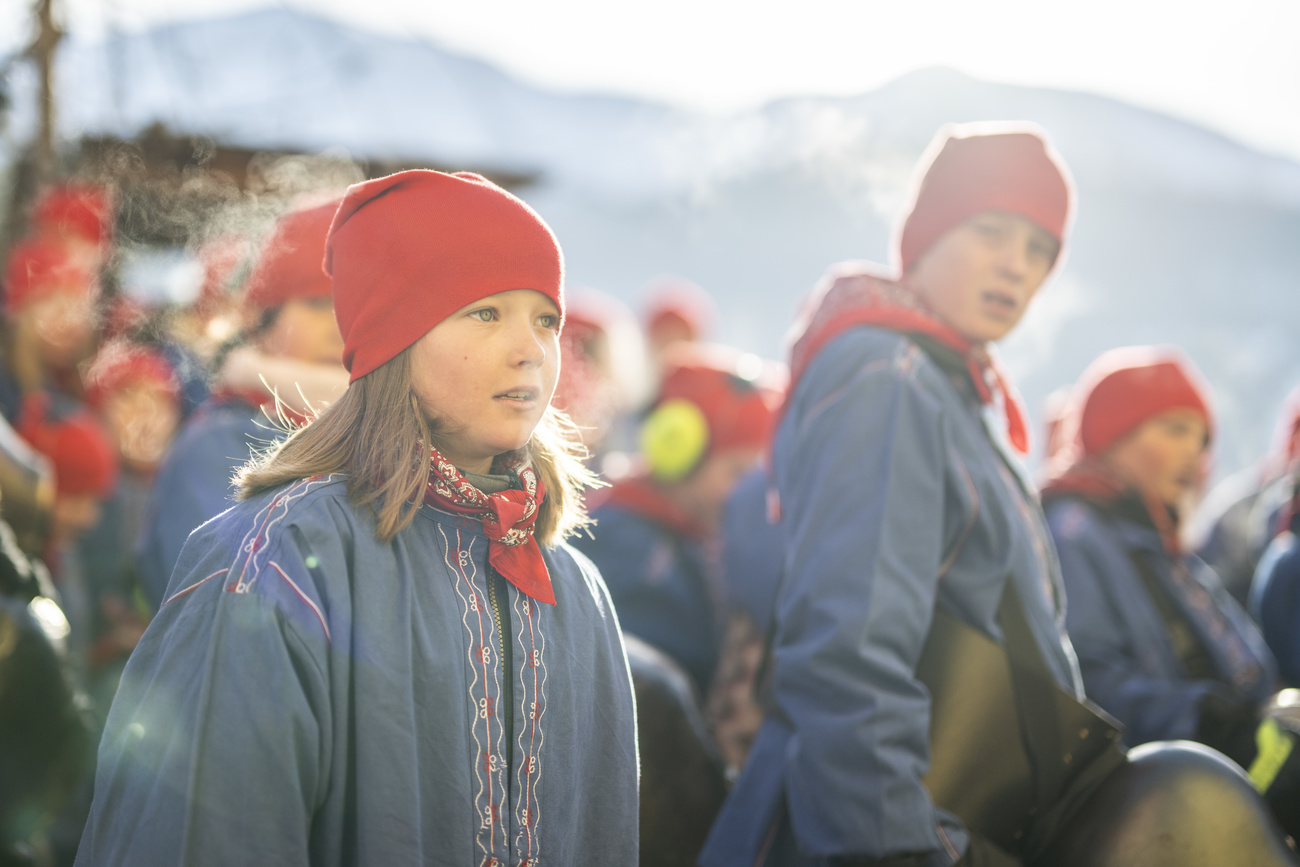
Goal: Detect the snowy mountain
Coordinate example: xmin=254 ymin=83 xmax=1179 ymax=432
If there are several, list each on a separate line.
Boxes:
xmin=7 ymin=7 xmax=1300 ymax=474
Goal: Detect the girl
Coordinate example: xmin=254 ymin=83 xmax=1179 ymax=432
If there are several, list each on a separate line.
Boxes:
xmin=75 ymin=170 xmax=639 ymax=866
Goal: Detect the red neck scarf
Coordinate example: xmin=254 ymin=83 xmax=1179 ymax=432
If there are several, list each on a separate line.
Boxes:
xmin=422 ymin=448 xmax=555 ymax=605
xmin=1041 ymin=457 xmax=1183 ymax=556
xmin=603 ymin=474 xmax=708 ymax=541
xmin=787 ymin=265 xmax=1030 ymax=456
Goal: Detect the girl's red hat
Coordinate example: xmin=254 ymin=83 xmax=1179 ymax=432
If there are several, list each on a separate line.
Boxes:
xmin=325 ymin=171 xmax=564 ymax=382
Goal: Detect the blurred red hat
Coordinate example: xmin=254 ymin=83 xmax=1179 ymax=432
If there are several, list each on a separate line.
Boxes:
xmin=1074 ymin=346 xmax=1213 ymax=457
xmin=3 ymin=237 xmax=94 ymax=313
xmin=32 ymin=182 xmax=113 ymax=247
xmin=642 ymin=276 xmax=715 ymax=343
xmin=242 ymin=198 xmax=341 ymax=316
xmin=84 ymin=341 xmax=180 ymax=412
xmin=19 ymin=403 xmax=118 ymax=498
xmin=326 ymin=170 xmax=564 ymax=382
xmin=897 ymin=122 xmax=1074 ymax=274
xmin=654 ymin=343 xmax=786 ymax=456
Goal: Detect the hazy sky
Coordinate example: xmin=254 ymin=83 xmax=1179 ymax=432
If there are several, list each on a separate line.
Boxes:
xmin=5 ymin=0 xmax=1300 ymax=161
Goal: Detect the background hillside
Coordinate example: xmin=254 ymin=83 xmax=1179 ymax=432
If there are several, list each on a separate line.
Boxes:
xmin=6 ymin=7 xmax=1299 ymax=474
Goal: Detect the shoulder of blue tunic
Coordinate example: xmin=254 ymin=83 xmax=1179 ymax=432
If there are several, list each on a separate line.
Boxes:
xmin=546 ymin=538 xmax=615 ymax=620
xmin=793 ymin=325 xmax=951 ymax=414
xmin=159 ymin=474 xmax=351 ymax=640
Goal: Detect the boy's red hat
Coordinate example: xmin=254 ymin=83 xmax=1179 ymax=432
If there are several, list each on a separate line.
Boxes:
xmin=325 ymin=170 xmax=564 ymax=382
xmin=1074 ymin=345 xmax=1213 ymax=457
xmin=897 ymin=122 xmax=1074 ymax=274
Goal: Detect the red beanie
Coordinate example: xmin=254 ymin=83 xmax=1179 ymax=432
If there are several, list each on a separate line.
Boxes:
xmin=19 ymin=406 xmax=118 ymax=498
xmin=1075 ymin=346 xmax=1213 ymax=457
xmin=325 ymin=171 xmax=564 ymax=382
xmin=241 ymin=198 xmax=340 ymax=315
xmin=32 ymin=183 xmax=113 ymax=247
xmin=642 ymin=276 xmax=715 ymax=341
xmin=897 ymin=122 xmax=1074 ymax=274
xmin=655 ymin=343 xmax=786 ymax=456
xmin=3 ymin=237 xmax=94 ymax=313
xmin=84 ymin=341 xmax=180 ymax=412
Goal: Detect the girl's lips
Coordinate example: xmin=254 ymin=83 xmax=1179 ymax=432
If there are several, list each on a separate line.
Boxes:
xmin=494 ymin=388 xmax=540 ymax=404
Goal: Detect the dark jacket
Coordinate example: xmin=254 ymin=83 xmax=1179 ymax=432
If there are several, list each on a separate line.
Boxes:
xmin=702 ymin=327 xmax=1081 ymax=867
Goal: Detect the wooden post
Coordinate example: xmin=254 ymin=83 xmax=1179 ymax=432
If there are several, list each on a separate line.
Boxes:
xmin=30 ymin=0 xmax=64 ymax=186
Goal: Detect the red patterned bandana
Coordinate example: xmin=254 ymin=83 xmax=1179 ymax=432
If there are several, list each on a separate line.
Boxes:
xmin=787 ymin=264 xmax=1030 ymax=456
xmin=423 ymin=447 xmax=555 ymax=605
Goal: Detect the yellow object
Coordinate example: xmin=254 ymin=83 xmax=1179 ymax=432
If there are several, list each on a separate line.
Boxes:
xmin=641 ymin=399 xmax=710 ymax=482
xmin=1248 ymin=717 xmax=1295 ymax=792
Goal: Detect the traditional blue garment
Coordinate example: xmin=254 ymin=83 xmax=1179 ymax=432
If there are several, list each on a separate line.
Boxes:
xmin=78 ymin=475 xmax=639 ymax=866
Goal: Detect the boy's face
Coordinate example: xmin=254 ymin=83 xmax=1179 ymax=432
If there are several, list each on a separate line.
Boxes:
xmin=906 ymin=210 xmax=1060 ymax=343
xmin=1105 ymin=409 xmax=1210 ymax=509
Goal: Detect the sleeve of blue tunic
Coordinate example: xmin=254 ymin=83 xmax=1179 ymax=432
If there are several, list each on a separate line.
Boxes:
xmin=771 ymin=332 xmax=959 ymax=860
xmin=77 ymin=520 xmax=330 ymax=866
xmin=134 ymin=408 xmax=267 ymax=610
xmin=1049 ymin=504 xmax=1213 ymax=745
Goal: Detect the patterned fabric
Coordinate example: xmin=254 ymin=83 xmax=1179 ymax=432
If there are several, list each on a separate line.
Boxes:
xmin=423 ymin=448 xmax=555 ymax=605
xmin=787 ymin=264 xmax=1029 ymax=456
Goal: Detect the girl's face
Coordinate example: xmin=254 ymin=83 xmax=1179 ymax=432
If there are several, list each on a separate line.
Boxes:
xmin=906 ymin=210 xmax=1060 ymax=343
xmin=410 ymin=289 xmax=561 ymax=474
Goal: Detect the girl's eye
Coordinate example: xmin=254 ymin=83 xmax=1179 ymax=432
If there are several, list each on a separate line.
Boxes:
xmin=537 ymin=314 xmax=560 ymax=330
xmin=470 ymin=308 xmax=495 ymax=322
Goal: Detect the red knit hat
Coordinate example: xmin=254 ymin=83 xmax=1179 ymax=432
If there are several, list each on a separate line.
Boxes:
xmin=642 ymin=276 xmax=716 ymax=342
xmin=32 ymin=183 xmax=113 ymax=247
xmin=896 ymin=122 xmax=1074 ymax=274
xmin=1074 ymin=346 xmax=1213 ymax=457
xmin=325 ymin=171 xmax=564 ymax=382
xmin=19 ymin=404 xmax=118 ymax=498
xmin=84 ymin=341 xmax=180 ymax=412
xmin=241 ymin=198 xmax=340 ymax=315
xmin=654 ymin=343 xmax=786 ymax=456
xmin=3 ymin=237 xmax=94 ymax=313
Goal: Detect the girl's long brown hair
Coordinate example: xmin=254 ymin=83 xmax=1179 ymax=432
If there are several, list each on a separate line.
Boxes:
xmin=236 ymin=345 xmax=596 ymax=545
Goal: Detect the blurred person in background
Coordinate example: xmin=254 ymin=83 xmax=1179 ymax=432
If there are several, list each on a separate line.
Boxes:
xmin=1250 ymin=454 xmax=1300 ymax=687
xmin=641 ymin=275 xmax=716 ymax=377
xmin=75 ymin=341 xmax=181 ymax=707
xmin=702 ymin=124 xmax=1296 ymax=867
xmin=28 ymin=183 xmax=114 ymax=276
xmin=575 ymin=341 xmax=781 ymax=866
xmin=576 ymin=342 xmax=783 ymax=695
xmin=1042 ymin=346 xmax=1300 ymax=838
xmin=16 ymin=399 xmax=120 ymax=670
xmin=133 ymin=197 xmax=347 ymax=610
xmin=0 ymin=239 xmax=99 ymax=423
xmin=75 ymin=169 xmax=637 ymax=867
xmin=1193 ymin=384 xmax=1300 ymax=607
xmin=549 ymin=286 xmax=647 ymax=477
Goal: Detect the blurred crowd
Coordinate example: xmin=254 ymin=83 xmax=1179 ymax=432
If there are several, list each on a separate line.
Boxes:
xmin=3 ymin=128 xmax=1300 ymax=866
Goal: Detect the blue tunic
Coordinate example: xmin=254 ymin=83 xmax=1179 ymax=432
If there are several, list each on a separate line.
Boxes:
xmin=134 ymin=396 xmax=276 ymax=610
xmin=77 ymin=475 xmax=639 ymax=866
xmin=702 ymin=327 xmax=1081 ymax=867
xmin=1047 ymin=494 xmax=1276 ymax=747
